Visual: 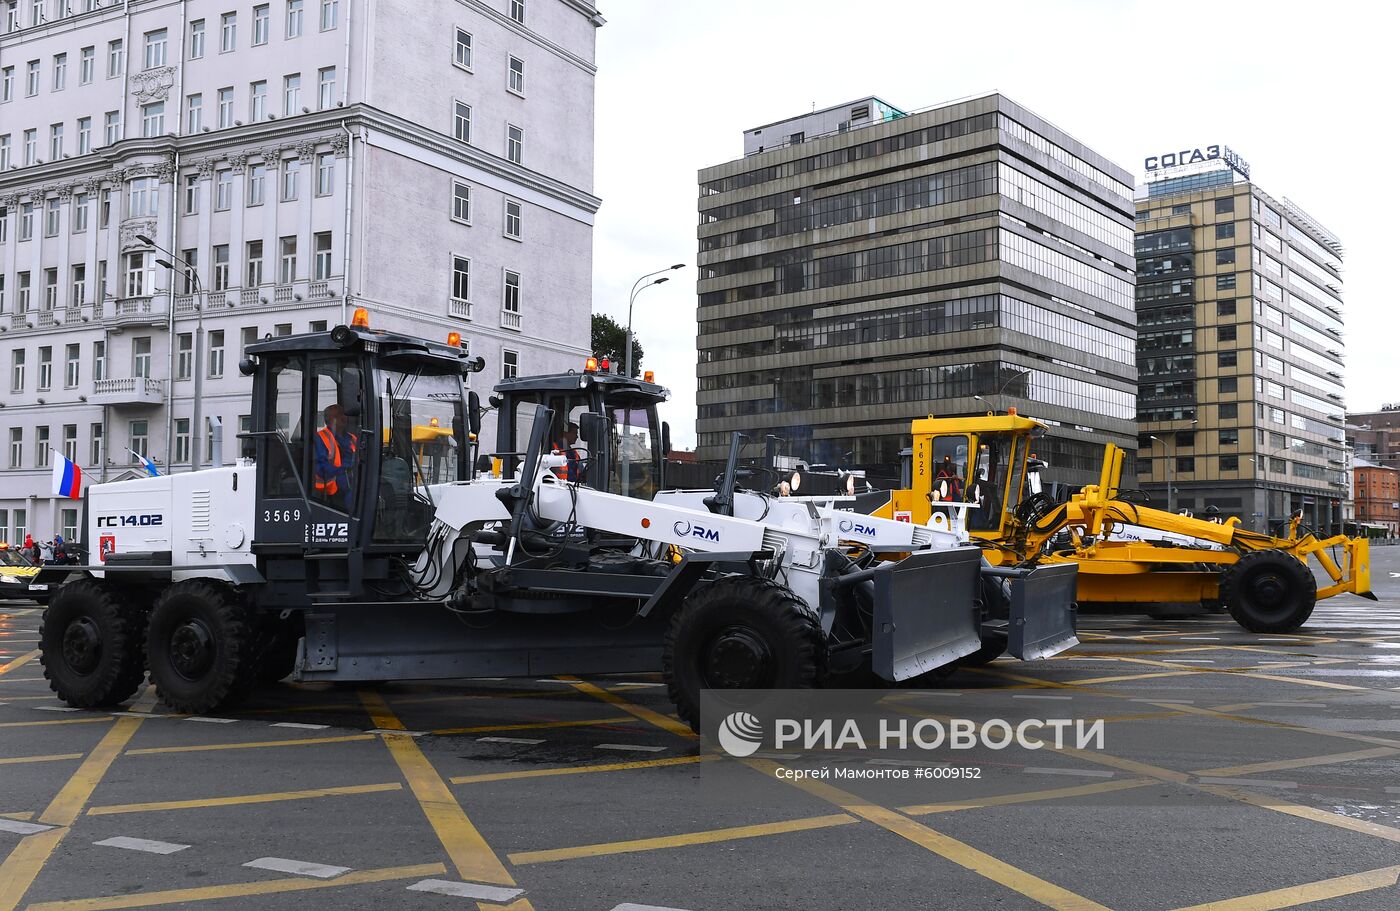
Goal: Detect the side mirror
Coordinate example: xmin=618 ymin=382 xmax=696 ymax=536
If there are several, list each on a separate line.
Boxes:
xmin=662 ymin=421 xmax=672 ymax=458
xmin=468 ymin=356 xmax=486 ymax=374
xmin=475 ymin=454 xmax=493 ymax=473
xmin=579 ymin=411 xmax=609 ymax=445
xmin=238 ymin=356 xmax=256 ymax=377
xmin=338 ymin=367 xmax=363 ymax=418
xmin=467 ymin=391 xmax=482 ymax=435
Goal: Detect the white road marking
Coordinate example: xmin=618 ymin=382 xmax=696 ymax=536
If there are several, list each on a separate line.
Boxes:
xmin=1196 ymin=776 xmax=1298 ymax=789
xmin=534 ymin=679 xmax=579 ymax=685
xmin=478 ymin=736 xmax=546 ymax=745
xmin=1179 ymin=637 xmax=1222 ymax=640
xmin=33 ymin=705 xmax=81 ymax=712
xmin=244 ymin=857 xmax=352 ymax=879
xmin=271 ymin=722 xmax=329 ymax=730
xmin=596 ymin=743 xmax=667 ymax=753
xmin=94 ymin=836 xmax=190 ymax=855
xmin=608 ymin=681 xmax=665 ymax=688
xmin=1246 ymin=702 xmax=1327 ymax=708
xmin=1012 ymin=694 xmax=1072 ymax=700
xmin=1071 ymin=657 xmax=1119 ymax=661
xmin=185 ymin=716 xmax=239 ymax=724
xmin=0 ymin=819 xmax=57 ymax=835
xmin=1385 ymin=786 xmax=1400 ymax=795
xmin=406 ymin=880 xmax=524 ymax=901
xmin=611 ymin=904 xmax=696 ymax=911
xmin=1023 ymin=768 xmax=1116 ymax=779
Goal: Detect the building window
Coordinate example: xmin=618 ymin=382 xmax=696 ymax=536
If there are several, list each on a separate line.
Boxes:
xmin=220 ymin=11 xmax=236 ymax=51
xmin=186 ymin=93 xmax=202 ymax=133
xmin=129 ymin=421 xmax=149 ymax=460
xmin=246 ymin=240 xmax=263 ymax=286
xmin=26 ymin=58 xmax=38 ymax=96
xmin=42 ymin=267 xmax=57 ymax=307
xmin=104 ymin=110 xmax=120 ymax=145
xmin=52 ymin=52 xmax=66 ymax=91
xmin=509 ymin=0 xmax=524 ymax=24
xmin=107 ymin=39 xmax=123 ymax=77
xmin=0 ymin=66 xmax=11 ymax=103
xmin=208 ymin=330 xmax=225 ymax=377
xmin=315 ymin=152 xmax=333 ymax=196
xmin=250 ymin=80 xmax=267 ymax=121
xmin=213 ymin=244 xmax=230 ymax=290
xmin=454 ymin=28 xmax=472 ymax=69
xmin=1216 ymin=273 xmax=1236 ymax=291
xmin=1215 ymin=248 xmax=1235 ymax=266
xmin=77 ymin=116 xmax=91 ymax=153
xmin=502 ymin=348 xmax=518 ymax=378
xmin=19 ymin=203 xmax=32 ymax=240
xmin=281 ymin=159 xmax=299 ymax=200
xmin=62 ymin=426 xmax=77 ymax=466
xmin=141 ymin=102 xmax=164 ymax=137
xmin=189 ymin=19 xmax=205 ymax=59
xmin=248 ymin=163 xmax=265 ymax=205
xmin=314 ymin=232 xmax=332 ymax=280
xmin=23 ymin=128 xmax=35 ymax=164
xmin=79 ymin=45 xmax=94 ymax=83
xmin=283 ymin=72 xmax=300 ymax=115
xmin=453 ymin=101 xmax=471 ymax=143
xmin=1220 ymin=455 xmax=1238 ymax=472
xmin=1216 ymin=299 xmax=1235 ymax=317
xmin=1219 ymin=429 xmax=1239 ymax=446
xmin=0 ymin=136 xmax=9 ymax=170
xmin=1218 ymin=376 xmax=1237 ymax=394
xmin=451 ymin=180 xmax=470 ymax=223
xmin=9 ymin=350 xmax=23 ymax=392
xmin=1175 ymin=456 xmax=1194 ymax=473
xmin=317 ymin=66 xmax=335 ymax=109
xmin=279 ymin=235 xmax=296 ymax=283
xmin=8 ymin=428 xmax=20 ymax=468
xmin=1219 ymin=402 xmax=1237 ymax=420
xmin=240 ymin=326 xmax=257 ymax=354
xmin=38 ymin=345 xmax=52 ymax=389
xmin=90 ymin=423 xmax=103 ymax=467
xmin=174 ymin=418 xmax=190 ymax=463
xmin=92 ymin=340 xmax=105 ymax=381
xmin=508 ymin=56 xmax=525 ymax=95
xmin=44 ymin=197 xmax=59 ymax=236
xmin=1215 ymin=222 xmax=1234 ymax=240
xmin=36 ymin=427 xmax=50 ymax=468
xmin=217 ymin=87 xmax=234 ymax=127
xmin=503 ymin=269 xmax=520 ymax=314
xmin=286 ymin=0 xmax=303 ymax=37
xmin=506 ymin=124 xmax=523 ymax=164
xmin=252 ymin=4 xmax=268 ymax=45
xmin=215 ymin=168 xmax=232 ymax=210
xmin=143 ymin=28 xmax=167 ymax=70
xmin=132 ymin=336 xmax=151 ymax=377
xmin=451 ymin=255 xmax=470 ymax=302
xmin=503 ymin=199 xmax=521 ymax=239
xmin=1215 ymin=196 xmax=1235 ymax=214
xmin=179 ymin=249 xmax=198 ymax=293
xmin=1217 ymin=325 xmax=1236 ymax=342
xmin=128 ymin=176 xmax=158 ymax=217
xmin=70 ymin=263 xmax=86 ymax=303
xmin=65 ymin=343 xmax=80 ymax=387
xmin=320 ymin=0 xmax=338 ymax=30
xmin=48 ymin=122 xmax=62 ymax=159
xmin=177 ymin=333 xmax=192 ymax=379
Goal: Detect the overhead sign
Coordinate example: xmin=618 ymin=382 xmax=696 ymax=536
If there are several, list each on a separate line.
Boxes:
xmin=1144 ymin=144 xmax=1250 ymax=179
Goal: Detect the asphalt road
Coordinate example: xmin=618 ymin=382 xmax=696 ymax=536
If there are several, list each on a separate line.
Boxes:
xmin=3 ymin=548 xmax=1400 ymax=910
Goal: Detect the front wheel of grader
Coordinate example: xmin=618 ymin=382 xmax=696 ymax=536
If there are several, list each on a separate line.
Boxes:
xmin=1220 ymin=550 xmax=1317 ymax=633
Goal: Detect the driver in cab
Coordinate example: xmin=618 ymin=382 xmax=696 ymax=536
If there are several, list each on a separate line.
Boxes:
xmin=552 ymin=421 xmax=583 ymax=482
xmin=314 ymin=403 xmax=358 ymax=509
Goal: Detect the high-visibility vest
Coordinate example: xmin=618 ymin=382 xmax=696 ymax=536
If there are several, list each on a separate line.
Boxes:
xmin=552 ymin=443 xmax=580 ymax=481
xmin=315 ymin=427 xmax=356 ymax=496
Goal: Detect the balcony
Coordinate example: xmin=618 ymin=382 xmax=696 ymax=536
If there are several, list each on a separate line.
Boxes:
xmin=91 ymin=377 xmax=166 ymax=407
xmin=9 ymin=312 xmax=33 ymax=331
xmin=500 ymin=309 xmax=522 ymax=331
xmin=241 ymin=289 xmax=260 ymax=308
xmin=106 ymin=295 xmax=169 ymax=330
xmin=449 ymin=298 xmax=472 ymax=320
xmin=37 ymin=309 xmax=61 ymax=329
xmin=274 ymin=286 xmax=294 ymax=304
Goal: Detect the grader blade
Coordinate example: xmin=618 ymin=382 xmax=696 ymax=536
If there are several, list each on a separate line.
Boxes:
xmin=1005 ymin=563 xmax=1079 ymax=660
xmin=871 ymin=546 xmax=983 ymax=682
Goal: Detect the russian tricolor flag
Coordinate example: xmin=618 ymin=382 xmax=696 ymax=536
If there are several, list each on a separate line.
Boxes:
xmin=51 ymin=452 xmax=82 ymax=500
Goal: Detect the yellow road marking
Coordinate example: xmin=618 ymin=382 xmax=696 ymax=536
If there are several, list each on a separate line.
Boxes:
xmin=509 ymin=812 xmax=858 ymax=865
xmin=23 ymin=862 xmax=448 ymax=911
xmin=0 ymin=753 xmax=83 ymax=766
xmin=899 ymin=778 xmax=1156 ymax=815
xmin=0 ymin=717 xmax=114 ymax=729
xmin=126 ymin=733 xmax=375 ymax=755
xmin=558 ymin=676 xmax=696 ymax=739
xmin=358 ymin=690 xmax=519 ymax=888
xmin=0 ymin=650 xmax=38 ymax=675
xmin=1166 ymin=864 xmax=1400 ymax=911
xmin=430 ymin=715 xmax=634 ymax=736
xmin=1195 ymin=747 xmax=1400 ymax=778
xmin=242 ymin=686 xmax=591 ymax=715
xmin=451 ymin=755 xmax=711 ymax=785
xmin=88 ymin=782 xmax=404 ymax=816
xmin=0 ymin=711 xmax=146 ymax=911
xmin=0 ymin=813 xmax=35 ymax=821
xmin=1195 ymin=783 xmax=1400 ymax=844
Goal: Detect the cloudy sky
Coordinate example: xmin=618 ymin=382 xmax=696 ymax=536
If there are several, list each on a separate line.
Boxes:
xmin=589 ymin=0 xmax=1396 ymax=449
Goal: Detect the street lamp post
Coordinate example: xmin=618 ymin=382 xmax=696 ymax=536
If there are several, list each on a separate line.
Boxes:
xmin=138 ymin=233 xmax=205 ymax=472
xmin=973 ymin=368 xmax=1033 ymax=414
xmin=1150 ymin=419 xmax=1197 ymax=514
xmin=625 ymin=263 xmax=685 ymax=379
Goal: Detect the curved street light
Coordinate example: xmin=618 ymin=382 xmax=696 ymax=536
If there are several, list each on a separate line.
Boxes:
xmin=625 ymin=263 xmax=685 ymax=378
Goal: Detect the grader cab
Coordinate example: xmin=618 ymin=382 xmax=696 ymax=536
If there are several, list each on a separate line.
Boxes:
xmin=866 ymin=411 xmax=1372 ymax=633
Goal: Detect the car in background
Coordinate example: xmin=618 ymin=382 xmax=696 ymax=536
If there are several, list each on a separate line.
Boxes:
xmin=0 ymin=546 xmax=43 ymax=602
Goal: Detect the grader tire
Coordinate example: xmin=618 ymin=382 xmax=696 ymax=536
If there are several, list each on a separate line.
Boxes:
xmin=664 ymin=576 xmax=825 ymax=733
xmin=1221 ymin=550 xmax=1316 ymax=633
xmin=39 ymin=579 xmax=147 ymax=708
xmin=146 ymin=580 xmax=259 ymax=713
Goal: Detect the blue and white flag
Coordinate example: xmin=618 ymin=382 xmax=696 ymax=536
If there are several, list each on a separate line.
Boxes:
xmin=129 ymin=449 xmax=161 ymax=477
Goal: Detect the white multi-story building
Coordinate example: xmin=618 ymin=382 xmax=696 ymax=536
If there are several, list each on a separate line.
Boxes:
xmin=0 ymin=0 xmax=603 ymax=545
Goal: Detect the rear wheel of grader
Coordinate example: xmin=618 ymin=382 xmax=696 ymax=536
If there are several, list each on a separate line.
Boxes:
xmin=1220 ymin=550 xmax=1316 ymax=633
xmin=146 ymin=580 xmax=260 ymax=713
xmin=663 ymin=577 xmax=825 ymax=732
xmin=39 ymin=579 xmax=148 ymax=708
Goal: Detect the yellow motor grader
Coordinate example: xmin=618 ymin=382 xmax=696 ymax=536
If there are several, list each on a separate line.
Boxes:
xmin=860 ymin=411 xmax=1372 ymax=633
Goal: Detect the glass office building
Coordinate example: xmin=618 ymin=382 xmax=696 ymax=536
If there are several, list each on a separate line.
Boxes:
xmin=695 ymin=94 xmax=1137 ymax=487
xmin=1135 ymin=165 xmax=1347 ymax=532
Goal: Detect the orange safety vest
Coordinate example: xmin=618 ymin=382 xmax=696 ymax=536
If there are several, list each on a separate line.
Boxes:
xmin=315 ymin=427 xmax=356 ymax=496
xmin=552 ymin=444 xmax=581 ymax=481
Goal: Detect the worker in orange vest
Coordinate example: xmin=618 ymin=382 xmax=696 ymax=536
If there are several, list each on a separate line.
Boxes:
xmin=313 ymin=404 xmax=358 ymax=509
xmin=552 ymin=421 xmax=582 ymax=482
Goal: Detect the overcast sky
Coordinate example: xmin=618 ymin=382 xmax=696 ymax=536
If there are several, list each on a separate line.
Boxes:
xmin=589 ymin=0 xmax=1397 ymax=449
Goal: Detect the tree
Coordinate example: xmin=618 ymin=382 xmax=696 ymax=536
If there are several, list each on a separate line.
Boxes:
xmin=590 ymin=313 xmax=643 ymax=376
